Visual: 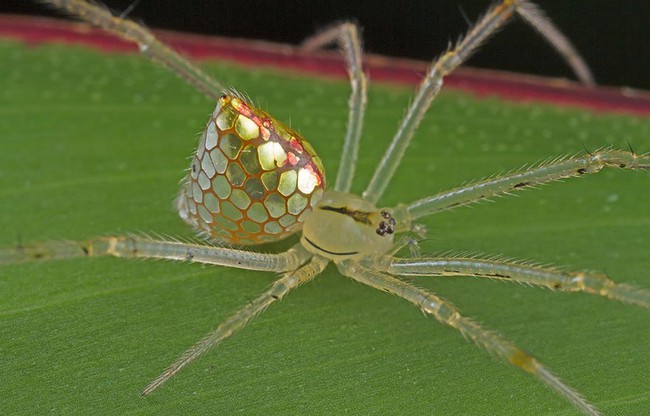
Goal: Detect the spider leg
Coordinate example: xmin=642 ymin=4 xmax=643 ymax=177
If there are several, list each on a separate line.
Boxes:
xmin=142 ymin=255 xmax=328 ymax=395
xmin=37 ymin=0 xmax=225 ymax=100
xmin=392 ymin=148 xmax=650 ymax=223
xmin=516 ymin=1 xmax=594 ymax=86
xmin=301 ymin=23 xmax=367 ymax=193
xmin=0 ymin=235 xmax=311 ymax=272
xmin=338 ymin=260 xmax=602 ymax=416
xmin=372 ymin=255 xmax=650 ymax=308
xmin=363 ymin=0 xmax=592 ymax=204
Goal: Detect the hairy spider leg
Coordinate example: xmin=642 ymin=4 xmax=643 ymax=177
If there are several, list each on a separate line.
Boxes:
xmin=338 ymin=261 xmax=603 ymax=416
xmin=39 ymin=0 xmax=224 ymax=100
xmin=301 ymin=22 xmax=367 ymax=193
xmin=516 ymin=1 xmax=594 ymax=86
xmin=372 ymin=255 xmax=650 ymax=308
xmin=362 ymin=0 xmax=593 ymax=204
xmin=396 ymin=148 xmax=650 ymax=221
xmin=1 ymin=235 xmax=311 ymax=272
xmin=142 ymin=255 xmax=328 ymax=395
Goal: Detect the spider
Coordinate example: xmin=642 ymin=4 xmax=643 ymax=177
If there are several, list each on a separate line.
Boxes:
xmin=2 ymin=1 xmax=649 ymax=415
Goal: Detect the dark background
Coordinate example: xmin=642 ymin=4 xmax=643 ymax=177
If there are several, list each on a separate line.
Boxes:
xmin=3 ymin=1 xmax=649 ymax=90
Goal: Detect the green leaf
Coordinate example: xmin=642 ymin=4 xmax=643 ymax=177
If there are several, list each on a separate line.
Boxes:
xmin=1 ymin=40 xmax=649 ymax=415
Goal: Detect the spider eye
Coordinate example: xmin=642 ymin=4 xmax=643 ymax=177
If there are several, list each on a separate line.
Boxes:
xmin=178 ymin=95 xmax=326 ymax=245
xmin=376 ymin=211 xmax=396 ymax=236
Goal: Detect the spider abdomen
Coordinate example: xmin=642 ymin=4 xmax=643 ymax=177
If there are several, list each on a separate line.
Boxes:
xmin=177 ymin=95 xmax=326 ymax=245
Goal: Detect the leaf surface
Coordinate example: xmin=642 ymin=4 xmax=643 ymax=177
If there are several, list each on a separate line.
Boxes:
xmin=1 ymin=40 xmax=649 ymax=415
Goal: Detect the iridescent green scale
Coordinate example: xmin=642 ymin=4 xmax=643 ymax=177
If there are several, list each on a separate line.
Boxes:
xmin=177 ymin=95 xmax=326 ymax=245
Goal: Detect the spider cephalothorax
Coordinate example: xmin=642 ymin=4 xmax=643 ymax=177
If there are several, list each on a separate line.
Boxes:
xmin=301 ymin=191 xmax=395 ymax=259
